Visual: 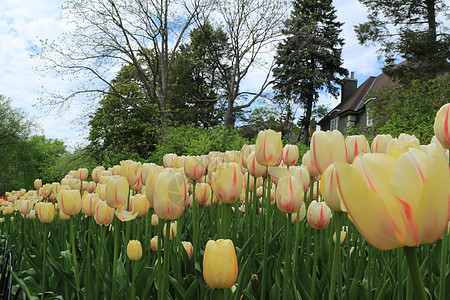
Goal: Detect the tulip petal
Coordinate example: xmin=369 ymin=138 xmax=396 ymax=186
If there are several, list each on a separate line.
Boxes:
xmin=268 ymin=167 xmax=291 ymax=180
xmin=115 ymin=208 xmax=138 ymax=222
xmin=334 ymin=161 xmax=404 ymax=250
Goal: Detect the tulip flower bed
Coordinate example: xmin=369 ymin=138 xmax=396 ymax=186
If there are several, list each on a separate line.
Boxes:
xmin=1 ymin=104 xmax=450 ymax=300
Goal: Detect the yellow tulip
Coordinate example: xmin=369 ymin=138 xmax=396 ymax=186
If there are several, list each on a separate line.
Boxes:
xmin=105 ymin=175 xmax=129 ymax=208
xmin=255 ymin=129 xmax=283 ymax=167
xmin=320 ymin=164 xmax=345 ymax=212
xmin=283 ymin=144 xmax=299 ymax=166
xmin=153 ymin=171 xmax=187 ymax=220
xmin=371 ymin=134 xmax=393 ymax=153
xmin=291 ymin=202 xmax=306 ymax=224
xmin=247 ymin=152 xmax=266 ymax=178
xmin=345 ymin=135 xmax=371 ymax=163
xmin=92 ymin=166 xmax=105 ymax=183
xmin=163 ymin=221 xmax=178 ymax=239
xmin=120 ymin=160 xmax=143 ymax=186
xmin=386 ymin=134 xmax=420 ymax=158
xmin=310 ymin=130 xmax=347 ymax=175
xmin=145 ymin=165 xmax=164 ymax=207
xmin=130 ymin=194 xmax=149 ymax=217
xmin=334 ymin=142 xmax=450 ymax=250
xmin=112 ymin=165 xmax=121 ymax=175
xmin=59 ymin=210 xmax=71 ymax=221
xmin=203 ymin=239 xmax=238 ymax=289
xmin=78 ymin=168 xmax=89 ymax=181
xmin=18 ymin=200 xmax=33 ymax=215
xmin=211 ymin=162 xmax=244 ymax=204
xmin=301 ymin=150 xmax=320 ymax=177
xmin=307 ymin=200 xmax=332 ymax=229
xmin=34 ymin=179 xmax=42 ymax=190
xmin=38 ymin=203 xmax=55 ymax=223
xmin=60 ymin=190 xmax=82 ymax=216
xmin=181 ymin=241 xmax=193 ymax=259
xmin=81 ymin=193 xmax=100 ymax=216
xmin=150 ymin=236 xmax=159 ymax=251
xmin=289 ymin=166 xmax=310 ymax=192
xmin=275 ymin=176 xmax=303 ymax=214
xmin=151 ymin=214 xmax=159 ymax=226
xmin=94 ymin=200 xmax=115 ymax=225
xmin=333 ymin=226 xmax=348 ymax=244
xmin=184 ymin=156 xmax=206 ymax=181
xmin=434 ymin=103 xmax=450 ymax=149
xmin=241 ymin=144 xmax=255 ymax=169
xmin=194 ymin=182 xmax=211 ymax=205
xmin=127 ymin=240 xmax=143 ymax=261
xmin=163 ymin=153 xmax=177 ymax=168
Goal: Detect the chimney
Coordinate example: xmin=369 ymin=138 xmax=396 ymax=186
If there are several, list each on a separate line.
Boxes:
xmin=341 ymin=71 xmax=357 ymax=104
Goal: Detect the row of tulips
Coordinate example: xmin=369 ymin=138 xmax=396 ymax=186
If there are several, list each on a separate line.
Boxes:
xmin=1 ymin=104 xmax=450 ymax=299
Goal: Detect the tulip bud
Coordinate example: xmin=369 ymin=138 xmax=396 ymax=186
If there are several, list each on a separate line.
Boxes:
xmin=241 ymin=144 xmax=254 ymax=169
xmin=105 ymin=175 xmax=129 ymax=208
xmin=434 ymin=103 xmax=450 ymax=149
xmin=150 ymin=236 xmax=159 ymax=251
xmin=275 ymin=176 xmax=304 ymax=214
xmin=203 ymin=239 xmax=238 ymax=289
xmin=145 ymin=165 xmax=164 ymax=207
xmin=320 ymin=164 xmax=345 ymax=212
xmin=34 ymin=179 xmax=42 ymax=190
xmin=194 ymin=182 xmax=211 ymax=205
xmin=127 ymin=240 xmax=143 ymax=261
xmin=212 ymin=162 xmax=244 ymax=204
xmin=82 ymin=193 xmax=100 ymax=216
xmin=153 ymin=171 xmax=186 ymax=220
xmin=38 ymin=202 xmax=55 ymax=223
xmin=92 ymin=166 xmax=105 ymax=183
xmin=112 ymin=165 xmax=121 ymax=175
xmin=130 ymin=194 xmax=149 ymax=217
xmin=301 ymin=150 xmax=320 ymax=177
xmin=255 ymin=129 xmax=283 ymax=167
xmin=163 ymin=221 xmax=178 ymax=239
xmin=307 ymin=200 xmax=332 ymax=229
xmin=94 ymin=200 xmax=115 ymax=225
xmin=283 ymin=144 xmax=299 ymax=166
xmin=184 ymin=156 xmax=206 ymax=181
xmin=18 ymin=200 xmax=33 ymax=215
xmin=120 ymin=160 xmax=143 ymax=186
xmin=151 ymin=214 xmax=159 ymax=226
xmin=345 ymin=135 xmax=371 ymax=163
xmin=181 ymin=241 xmax=193 ymax=259
xmin=289 ymin=166 xmax=310 ymax=192
xmin=60 ymin=190 xmax=82 ymax=216
xmin=310 ymin=130 xmax=347 ymax=174
xmin=78 ymin=168 xmax=89 ymax=181
xmin=371 ymin=134 xmax=393 ymax=153
xmin=333 ymin=226 xmax=348 ymax=244
xmin=163 ymin=154 xmax=177 ymax=168
xmin=247 ymin=152 xmax=266 ymax=178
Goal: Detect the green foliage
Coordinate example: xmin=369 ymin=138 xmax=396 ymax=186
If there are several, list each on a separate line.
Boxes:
xmin=366 ymin=75 xmax=450 ymax=143
xmin=148 ymin=125 xmax=250 ymax=164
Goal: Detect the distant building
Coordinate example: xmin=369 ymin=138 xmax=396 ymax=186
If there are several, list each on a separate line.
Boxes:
xmin=318 ymin=66 xmax=398 ymax=133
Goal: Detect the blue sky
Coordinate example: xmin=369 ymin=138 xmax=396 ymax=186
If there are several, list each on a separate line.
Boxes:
xmin=0 ymin=0 xmax=386 ymax=149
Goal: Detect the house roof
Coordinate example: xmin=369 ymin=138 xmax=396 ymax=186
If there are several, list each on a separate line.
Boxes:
xmin=318 ymin=69 xmax=398 ymax=125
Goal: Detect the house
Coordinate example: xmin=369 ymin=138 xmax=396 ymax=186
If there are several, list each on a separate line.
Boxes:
xmin=318 ymin=67 xmax=397 ymax=133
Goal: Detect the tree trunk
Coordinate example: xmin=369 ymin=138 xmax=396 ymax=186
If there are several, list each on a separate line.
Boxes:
xmin=425 ymin=0 xmax=436 ymax=41
xmin=224 ymin=97 xmax=235 ymax=129
xmin=302 ymin=95 xmax=314 ymax=145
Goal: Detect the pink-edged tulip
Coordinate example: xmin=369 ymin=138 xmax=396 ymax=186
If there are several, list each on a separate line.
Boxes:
xmin=247 ymin=152 xmax=266 ymax=178
xmin=334 ymin=142 xmax=450 ymax=250
xmin=255 ymin=129 xmax=283 ymax=167
xmin=371 ymin=134 xmax=393 ymax=153
xmin=105 ymin=175 xmax=129 ymax=208
xmin=241 ymin=144 xmax=255 ymax=169
xmin=289 ymin=166 xmax=310 ymax=192
xmin=37 ymin=202 xmax=55 ymax=223
xmin=127 ymin=240 xmax=143 ymax=261
xmin=345 ymin=135 xmax=370 ymax=163
xmin=283 ymin=144 xmax=299 ymax=166
xmin=60 ymin=190 xmax=82 ymax=216
xmin=310 ymin=130 xmax=347 ymax=174
xmin=386 ymin=134 xmax=420 ymax=158
xmin=94 ymin=200 xmax=115 ymax=225
xmin=145 ymin=165 xmax=164 ymax=207
xmin=275 ymin=176 xmax=304 ymax=214
xmin=181 ymin=241 xmax=193 ymax=259
xmin=120 ymin=160 xmax=143 ymax=186
xmin=434 ymin=103 xmax=450 ymax=149
xmin=320 ymin=164 xmax=345 ymax=212
xmin=194 ymin=182 xmax=211 ymax=205
xmin=78 ymin=168 xmax=89 ymax=181
xmin=115 ymin=208 xmax=138 ymax=222
xmin=150 ymin=236 xmax=159 ymax=251
xmin=291 ymin=202 xmax=306 ymax=224
xmin=153 ymin=171 xmax=187 ymax=220
xmin=163 ymin=221 xmax=178 ymax=239
xmin=34 ymin=179 xmax=42 ymax=190
xmin=130 ymin=194 xmax=149 ymax=217
xmin=301 ymin=150 xmax=320 ymax=177
xmin=184 ymin=156 xmax=206 ymax=181
xmin=151 ymin=214 xmax=159 ymax=226
xmin=19 ymin=200 xmax=33 ymax=215
xmin=81 ymin=193 xmax=100 ymax=216
xmin=203 ymin=239 xmax=238 ymax=289
xmin=91 ymin=167 xmax=105 ymax=183
xmin=163 ymin=153 xmax=177 ymax=168
xmin=212 ymin=162 xmax=244 ymax=204
xmin=307 ymin=200 xmax=332 ymax=229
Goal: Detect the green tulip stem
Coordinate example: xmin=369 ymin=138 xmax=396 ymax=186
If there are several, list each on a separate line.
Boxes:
xmin=439 ymin=229 xmax=449 ymax=299
xmin=311 ymin=228 xmax=320 ymax=300
xmin=403 ymin=246 xmax=427 ymax=300
xmin=293 ymin=192 xmax=308 ymax=274
xmin=95 ymin=225 xmax=105 ymax=300
xmin=157 ymin=222 xmax=163 ymax=300
xmin=329 ymin=211 xmax=342 ymax=300
xmin=261 ymin=168 xmax=271 ymax=299
xmin=192 ymin=180 xmax=199 ymax=266
xmin=252 ymin=176 xmax=257 ymax=237
xmin=112 ymin=217 xmax=119 ymax=298
xmin=161 ymin=220 xmax=172 ymax=300
xmin=85 ymin=217 xmax=92 ymax=296
xmin=69 ymin=217 xmax=81 ymax=300
xmin=282 ymin=213 xmax=292 ymax=298
xmin=244 ymin=174 xmax=250 ymax=240
xmin=131 ymin=260 xmax=137 ymax=300
xmin=307 ymin=176 xmax=314 ymax=271
xmin=41 ymin=223 xmax=49 ymax=300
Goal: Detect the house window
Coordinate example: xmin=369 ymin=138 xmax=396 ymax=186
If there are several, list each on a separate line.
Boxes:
xmin=366 ymin=109 xmax=373 ymax=127
xmin=330 ymin=117 xmax=339 ymax=130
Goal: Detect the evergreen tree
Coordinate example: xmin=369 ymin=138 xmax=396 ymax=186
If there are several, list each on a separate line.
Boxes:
xmin=273 ymin=0 xmax=348 ymax=144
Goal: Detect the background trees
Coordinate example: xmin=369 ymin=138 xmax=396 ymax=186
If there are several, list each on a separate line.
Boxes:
xmin=272 ymin=0 xmax=348 ymax=144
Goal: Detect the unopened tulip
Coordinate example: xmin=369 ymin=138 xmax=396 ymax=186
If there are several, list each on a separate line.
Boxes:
xmin=320 ymin=164 xmax=345 ymax=212
xmin=434 ymin=103 xmax=450 ymax=149
xmin=371 ymin=134 xmax=393 ymax=153
xmin=127 ymin=240 xmax=143 ymax=261
xmin=212 ymin=162 xmax=244 ymax=204
xmin=310 ymin=130 xmax=347 ymax=174
xmin=38 ymin=203 xmax=55 ymax=223
xmin=301 ymin=150 xmax=320 ymax=177
xmin=275 ymin=176 xmax=303 ymax=214
xmin=105 ymin=175 xmax=129 ymax=208
xmin=163 ymin=153 xmax=177 ymax=168
xmin=223 ymin=151 xmax=242 ymax=168
xmin=291 ymin=202 xmax=306 ymax=224
xmin=345 ymin=135 xmax=370 ymax=163
xmin=111 ymin=165 xmax=121 ymax=175
xmin=181 ymin=241 xmax=193 ymax=259
xmin=120 ymin=160 xmax=143 ymax=186
xmin=289 ymin=166 xmax=310 ymax=192
xmin=208 ymin=157 xmax=221 ymax=179
xmin=87 ymin=181 xmax=96 ymax=193
xmin=283 ymin=144 xmax=299 ymax=166
xmin=78 ymin=168 xmax=89 ymax=181
xmin=145 ymin=165 xmax=164 ymax=207
xmin=334 ymin=143 xmax=450 ymax=250
xmin=307 ymin=200 xmax=332 ymax=229
xmin=130 ymin=194 xmax=149 ymax=217
xmin=34 ymin=179 xmax=42 ymax=190
xmin=40 ymin=184 xmax=53 ymax=198
xmin=184 ymin=156 xmax=206 ymax=181
xmin=19 ymin=200 xmax=33 ymax=215
xmin=203 ymin=239 xmax=238 ymax=289
xmin=92 ymin=167 xmax=105 ymax=183
xmin=163 ymin=221 xmax=178 ymax=239
xmin=151 ymin=214 xmax=159 ymax=226
xmin=60 ymin=190 xmax=82 ymax=216
xmin=333 ymin=226 xmax=348 ymax=244
xmin=255 ymin=129 xmax=283 ymax=167
xmin=153 ymin=171 xmax=186 ymax=220
xmin=241 ymin=144 xmax=255 ymax=169
xmin=150 ymin=236 xmax=159 ymax=251
xmin=94 ymin=200 xmax=115 ymax=225
xmin=247 ymin=152 xmax=266 ymax=178
xmin=194 ymin=182 xmax=211 ymax=205
xmin=81 ymin=193 xmax=100 ymax=216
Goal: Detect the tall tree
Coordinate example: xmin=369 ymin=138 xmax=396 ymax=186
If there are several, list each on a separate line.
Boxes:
xmin=355 ymin=0 xmax=450 ymax=80
xmin=37 ymin=0 xmax=209 ymax=136
xmin=272 ymin=0 xmax=348 ymax=144
xmin=195 ymin=0 xmax=289 ymax=128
